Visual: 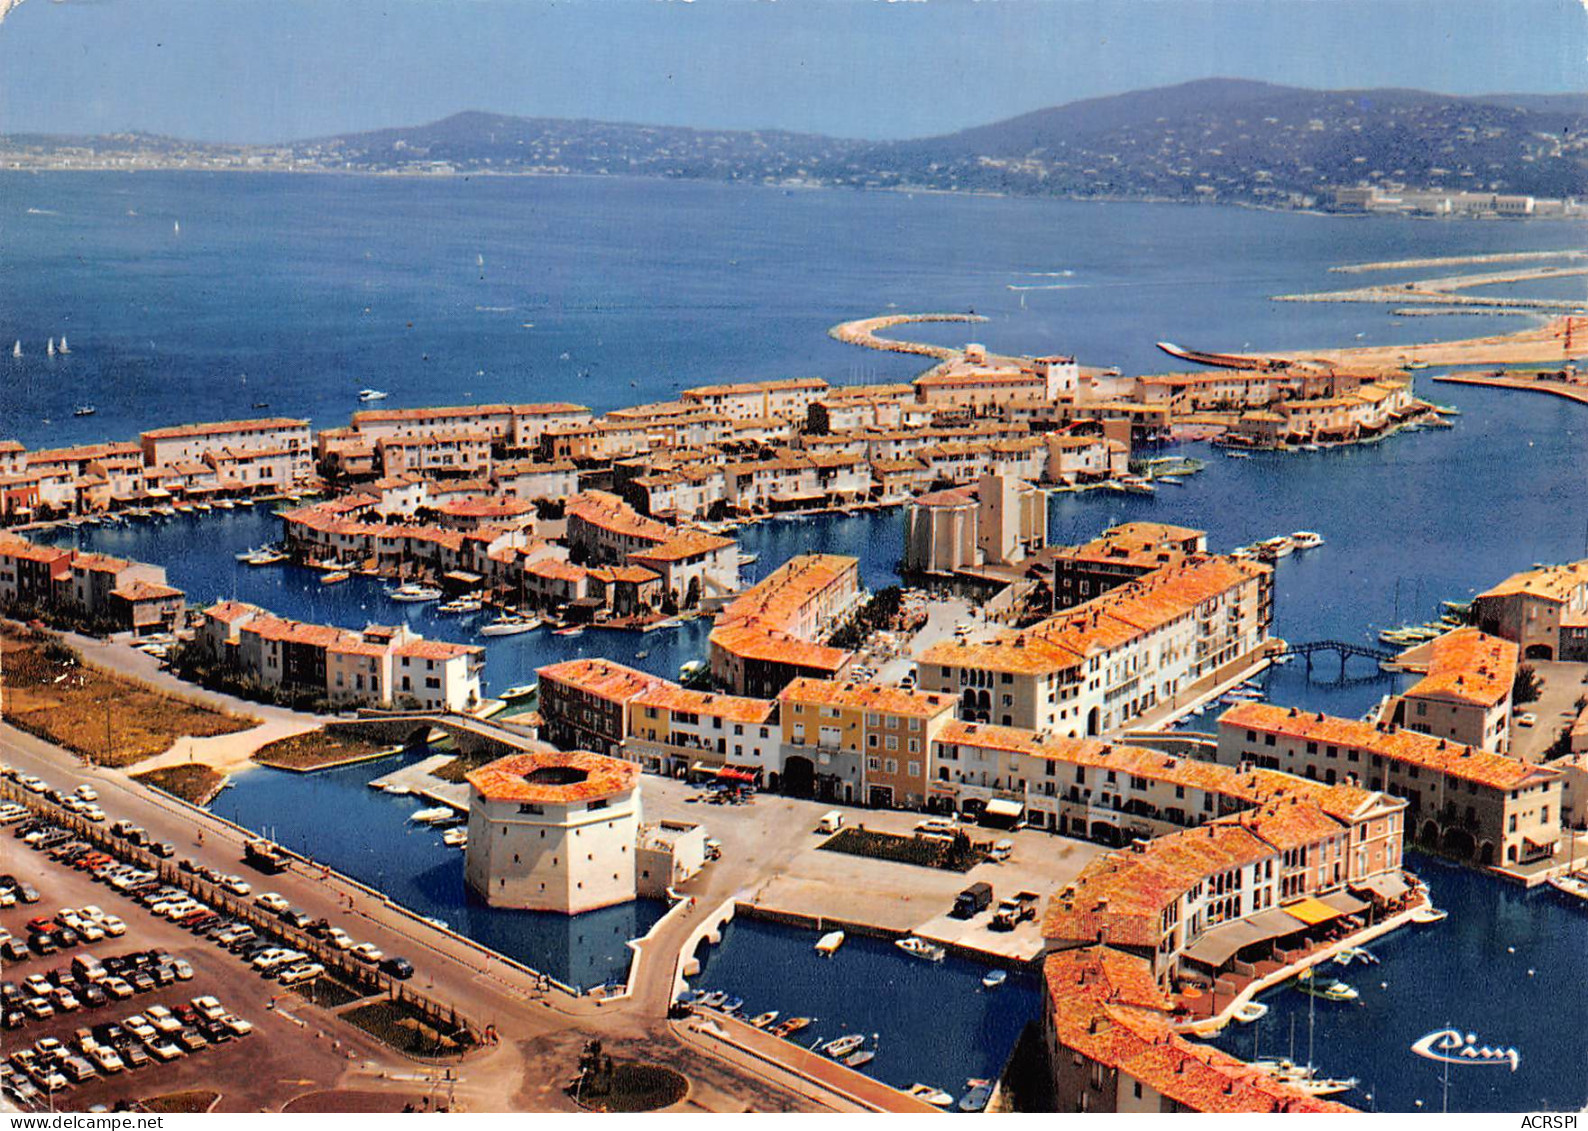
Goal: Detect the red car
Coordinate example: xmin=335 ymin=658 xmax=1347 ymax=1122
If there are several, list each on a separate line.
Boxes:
xmin=27 ymin=916 xmax=55 ymax=934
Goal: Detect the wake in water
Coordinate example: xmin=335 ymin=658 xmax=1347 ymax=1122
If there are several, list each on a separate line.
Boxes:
xmin=26 ymin=207 xmax=60 ymax=216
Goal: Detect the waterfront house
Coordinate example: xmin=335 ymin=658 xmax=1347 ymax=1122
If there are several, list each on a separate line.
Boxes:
xmin=537 ymin=658 xmax=668 ymax=757
xmin=1215 ymin=701 xmax=1562 ymax=867
xmin=1049 ymin=522 xmax=1208 ymax=611
xmin=139 ymin=418 xmax=313 ymax=489
xmin=625 ymin=684 xmax=779 ymax=782
xmin=1388 ymin=627 xmax=1518 ymax=753
xmin=708 ymin=554 xmax=861 ymax=698
xmin=1471 ymin=558 xmax=1588 ymax=662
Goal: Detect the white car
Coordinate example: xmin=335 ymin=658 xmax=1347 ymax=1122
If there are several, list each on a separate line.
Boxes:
xmin=190 ymin=995 xmax=226 ymax=1021
xmin=75 ymin=785 xmax=99 ymax=802
xmin=325 ymin=928 xmax=355 ymax=950
xmin=277 ymin=963 xmax=325 ymax=986
xmin=1516 ymin=712 xmax=1538 ymax=727
xmin=221 ymin=877 xmax=252 ymax=897
xmin=123 ymin=1015 xmax=156 ymax=1041
xmin=350 ymin=942 xmax=384 ymax=964
xmin=99 ymin=915 xmax=127 ymax=937
xmin=144 ymin=1005 xmax=183 ymax=1034
xmin=220 ymin=1014 xmax=254 ymax=1036
xmin=88 ymin=1046 xmax=124 ymax=1074
xmin=255 ymin=892 xmax=290 ymax=913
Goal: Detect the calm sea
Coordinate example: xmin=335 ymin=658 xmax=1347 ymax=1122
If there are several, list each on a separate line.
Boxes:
xmin=10 ymin=172 xmax=1588 ymax=1109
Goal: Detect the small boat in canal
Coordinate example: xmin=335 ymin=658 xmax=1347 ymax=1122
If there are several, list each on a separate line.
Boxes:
xmin=409 ymin=806 xmax=456 ymax=825
xmin=907 ymin=1084 xmax=954 ymax=1106
xmin=500 ymin=684 xmax=538 ymax=700
xmin=437 ymin=595 xmax=483 ymax=614
xmin=895 ymin=936 xmax=945 ymax=962
xmin=815 ymin=930 xmax=845 ymax=956
xmin=771 ymin=1017 xmax=811 ymax=1038
xmin=1290 ymin=530 xmax=1325 ymax=550
xmin=552 ymin=625 xmax=585 ymax=637
xmin=441 ymin=827 xmax=467 ymax=848
xmin=748 ymin=1011 xmax=779 ymax=1029
xmin=1547 ymin=873 xmax=1588 ymax=902
xmin=720 ymin=996 xmax=744 ymax=1015
xmin=1411 ymin=905 xmax=1449 ymax=924
xmin=823 ymin=1035 xmax=866 ymax=1059
xmin=388 ymin=582 xmax=443 ymax=603
xmin=246 ymin=548 xmax=289 ymax=566
xmin=1233 ymin=1000 xmax=1269 ymax=1023
xmin=480 ymin=615 xmax=540 ymax=637
xmin=699 ymin=990 xmax=727 ymax=1009
xmin=957 ymin=1082 xmax=993 ymax=1112
xmin=844 ymin=1050 xmax=875 ymax=1069
xmin=982 ymin=969 xmax=1008 ymax=990
xmin=1294 ymin=969 xmax=1359 ymax=1001
xmin=1332 ymin=946 xmax=1379 ymax=966
xmin=319 ymin=570 xmax=351 ymax=585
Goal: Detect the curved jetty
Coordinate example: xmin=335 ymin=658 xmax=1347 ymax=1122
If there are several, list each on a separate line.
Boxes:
xmin=828 ymin=312 xmax=988 ymax=360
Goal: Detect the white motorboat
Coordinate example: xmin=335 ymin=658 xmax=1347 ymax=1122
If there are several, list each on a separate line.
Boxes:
xmin=436 ymin=596 xmax=483 ymax=614
xmin=441 ymin=827 xmax=468 ymax=848
xmin=500 ymin=684 xmax=538 ymax=700
xmin=246 ymin=549 xmax=289 ymax=566
xmin=74 ymin=404 xmax=95 ymax=417
xmin=815 ymin=930 xmax=845 ymax=956
xmin=895 ymin=936 xmax=946 ymax=962
xmin=1290 ymin=531 xmax=1325 ymax=550
xmin=358 ymin=388 xmax=388 ymax=402
xmin=906 ymin=1084 xmax=954 ymax=1106
xmin=388 ymin=583 xmax=443 ymax=603
xmin=1233 ymin=1000 xmax=1269 ymax=1023
xmin=409 ymin=806 xmax=456 ymax=825
xmin=981 ymin=969 xmax=1008 ymax=990
xmin=1410 ymin=905 xmax=1448 ymax=924
xmin=479 ymin=615 xmax=540 ymax=636
xmin=823 ymin=1035 xmax=866 ymax=1059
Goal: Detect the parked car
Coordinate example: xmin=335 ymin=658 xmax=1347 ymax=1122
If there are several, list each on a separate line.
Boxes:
xmin=379 ymin=957 xmax=415 ymax=980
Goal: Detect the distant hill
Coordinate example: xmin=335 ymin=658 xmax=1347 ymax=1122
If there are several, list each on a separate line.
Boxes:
xmin=7 ymin=79 xmax=1587 ymax=207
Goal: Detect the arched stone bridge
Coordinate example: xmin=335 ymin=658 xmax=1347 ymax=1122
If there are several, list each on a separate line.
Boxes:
xmin=327 ymin=711 xmax=549 ymax=760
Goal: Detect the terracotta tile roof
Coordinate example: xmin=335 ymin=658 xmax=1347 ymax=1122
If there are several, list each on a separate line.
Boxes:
xmin=706 ymin=624 xmax=852 ymax=671
xmin=565 ymin=490 xmax=674 ymax=544
xmin=910 ymin=485 xmax=978 ymax=508
xmin=780 ymin=677 xmax=955 ymax=718
xmin=537 ymin=658 xmax=667 ymax=703
xmin=682 ymin=377 xmax=829 ymax=398
xmin=395 ymin=639 xmax=483 ymax=661
xmin=435 ymin=496 xmax=536 ymax=519
xmin=1477 ymin=559 xmax=1588 ymax=603
xmin=633 ymin=684 xmax=776 ymax=725
xmin=467 ymin=749 xmax=639 ymax=804
xmin=628 ymin=530 xmax=735 ymax=563
xmin=524 ymin=559 xmax=589 ymax=584
xmin=0 ymin=535 xmax=70 ymax=564
xmin=920 ymin=555 xmax=1264 ymax=676
xmin=141 ymin=418 xmax=306 ymax=441
xmin=27 ymin=442 xmax=142 ymax=465
xmin=1402 ymin=627 xmax=1518 ymax=708
xmin=110 ymin=581 xmax=183 ymax=602
xmin=1221 ymin=701 xmax=1557 ymax=791
xmin=243 ymin=615 xmax=348 ymax=648
xmin=202 ymin=600 xmax=262 ymax=625
xmin=71 ymin=551 xmax=134 ymax=575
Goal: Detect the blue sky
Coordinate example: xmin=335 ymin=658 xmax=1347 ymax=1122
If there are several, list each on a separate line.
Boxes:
xmin=1 ymin=0 xmax=1585 ymax=142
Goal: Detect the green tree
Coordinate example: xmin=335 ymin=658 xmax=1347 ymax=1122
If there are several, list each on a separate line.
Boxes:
xmin=1514 ymin=664 xmax=1543 ymax=706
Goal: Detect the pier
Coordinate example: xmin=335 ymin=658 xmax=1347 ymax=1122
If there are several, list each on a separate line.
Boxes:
xmin=826 ymin=311 xmax=987 ymax=359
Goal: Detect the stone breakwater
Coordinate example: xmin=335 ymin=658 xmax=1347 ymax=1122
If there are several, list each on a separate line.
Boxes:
xmin=826 ymin=312 xmax=988 ymax=360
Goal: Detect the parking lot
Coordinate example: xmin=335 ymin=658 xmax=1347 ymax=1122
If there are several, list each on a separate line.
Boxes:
xmin=0 ymin=777 xmax=434 ymax=1112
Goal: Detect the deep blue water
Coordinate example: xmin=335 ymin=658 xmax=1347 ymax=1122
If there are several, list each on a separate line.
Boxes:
xmin=1210 ymin=854 xmax=1588 ymax=1113
xmin=206 ymin=749 xmax=665 ymax=989
xmin=686 ymin=916 xmax=1040 ymax=1099
xmin=8 ymin=172 xmax=1588 ymax=1109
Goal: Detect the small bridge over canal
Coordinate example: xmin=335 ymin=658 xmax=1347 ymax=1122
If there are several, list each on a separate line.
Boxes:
xmin=328 ymin=710 xmax=549 ymax=759
xmin=1271 ymin=640 xmax=1398 ymax=682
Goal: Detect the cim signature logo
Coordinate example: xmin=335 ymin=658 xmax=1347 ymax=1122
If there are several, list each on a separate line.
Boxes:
xmin=1410 ymin=1028 xmax=1521 ymax=1072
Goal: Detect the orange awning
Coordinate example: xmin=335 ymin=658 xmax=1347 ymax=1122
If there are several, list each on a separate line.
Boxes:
xmin=1280 ymin=896 xmax=1342 ymax=927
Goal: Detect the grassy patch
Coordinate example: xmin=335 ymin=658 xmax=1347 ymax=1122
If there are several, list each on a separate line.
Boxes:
xmin=295 ymin=973 xmax=371 ymax=1009
xmin=341 ymin=999 xmax=476 ymax=1058
xmin=133 ymin=763 xmax=227 ymax=805
xmin=139 ymin=1090 xmax=220 ymax=1113
xmin=253 ymin=728 xmax=397 ymax=771
xmin=569 ymin=1063 xmax=689 ymax=1113
xmin=0 ymin=631 xmax=254 ymax=766
xmin=819 ymin=826 xmax=988 ymax=872
xmin=429 ymin=751 xmax=500 ymax=784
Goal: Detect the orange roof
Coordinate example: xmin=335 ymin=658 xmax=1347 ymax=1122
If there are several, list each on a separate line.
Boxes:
xmin=396 ymin=639 xmax=482 ymax=661
xmin=1477 ymin=559 xmax=1588 ymax=603
xmin=538 ymin=658 xmax=667 ymax=703
xmin=70 ymin=551 xmax=134 ymax=574
xmin=467 ymin=750 xmax=639 ymax=804
xmin=525 ymin=559 xmax=589 ymax=584
xmin=564 ymin=490 xmax=673 ymax=544
xmin=780 ymin=677 xmax=954 ymax=718
xmin=1402 ymin=627 xmax=1518 ymax=708
xmin=682 ymin=377 xmax=829 ymax=399
xmin=141 ymin=417 xmax=306 ymax=441
xmin=435 ymin=496 xmax=536 ymax=519
xmin=202 ymin=600 xmax=261 ymax=625
xmin=1221 ymin=701 xmax=1557 ymax=791
xmin=1041 ymin=948 xmax=1349 ymax=1112
xmin=110 ymin=581 xmax=184 ymax=602
xmin=921 ymin=555 xmax=1265 ymax=676
xmin=706 ymin=624 xmax=852 ymax=671
xmin=0 ymin=535 xmax=70 ymax=564
xmin=628 ymin=529 xmax=735 ymax=563
xmin=633 ymin=684 xmax=776 ymax=725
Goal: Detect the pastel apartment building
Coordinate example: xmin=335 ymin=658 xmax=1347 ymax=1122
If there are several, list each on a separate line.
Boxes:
xmin=776 ymin=678 xmax=958 ymax=808
xmin=139 ymin=417 xmax=313 ymax=488
xmin=708 ymin=553 xmax=862 ymax=698
xmin=537 ymin=658 xmax=668 ymax=757
xmin=1388 ymin=627 xmax=1518 ymax=753
xmin=625 ymin=684 xmax=780 ymax=782
xmin=1216 ymin=701 xmax=1562 ymax=868
xmin=1050 ymin=522 xmax=1208 ymax=611
xmin=196 ymin=600 xmax=483 ymax=710
xmin=680 ymin=377 xmax=831 ymax=421
xmin=918 ymin=555 xmax=1272 ymax=738
xmin=0 ymin=535 xmax=184 ymax=635
xmin=1472 ymin=558 xmax=1588 ymax=662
